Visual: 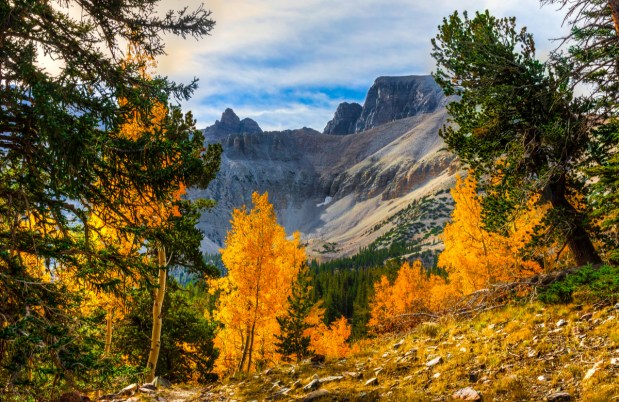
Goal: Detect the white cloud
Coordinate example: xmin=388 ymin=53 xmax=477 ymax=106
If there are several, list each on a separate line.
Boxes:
xmin=158 ymin=0 xmax=569 ymax=131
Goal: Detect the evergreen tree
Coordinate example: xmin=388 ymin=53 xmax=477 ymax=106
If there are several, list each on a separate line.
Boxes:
xmin=0 ymin=1 xmax=220 ymax=397
xmin=431 ymin=10 xmax=601 ymax=266
xmin=539 ymin=0 xmax=619 ymax=261
xmin=275 ymin=264 xmax=315 ymax=362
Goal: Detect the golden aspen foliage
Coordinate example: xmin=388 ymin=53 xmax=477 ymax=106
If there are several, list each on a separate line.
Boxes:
xmin=307 ymin=315 xmax=353 ymax=359
xmin=300 ymin=302 xmax=353 ymax=359
xmin=368 ymin=261 xmax=447 ymax=333
xmin=437 ymin=175 xmax=546 ymax=297
xmin=211 ymin=192 xmax=306 ymax=374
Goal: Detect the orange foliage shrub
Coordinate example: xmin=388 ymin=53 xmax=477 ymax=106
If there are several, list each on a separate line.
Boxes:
xmin=368 ymin=261 xmax=447 ymax=333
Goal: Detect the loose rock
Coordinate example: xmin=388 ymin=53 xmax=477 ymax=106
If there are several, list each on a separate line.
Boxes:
xmin=452 ymin=387 xmax=482 ymax=401
xmin=343 ymin=371 xmax=363 ymax=379
xmin=118 ymin=383 xmax=138 ymax=396
xmin=302 ymin=389 xmax=331 ymax=402
xmin=426 ymin=356 xmax=443 ymax=367
xmin=547 ymin=392 xmax=572 ymax=402
xmin=365 ymin=377 xmax=379 ymax=386
xmin=303 ymin=379 xmax=320 ymax=392
xmin=138 ymin=386 xmax=156 ymax=394
xmin=318 ymin=375 xmax=343 ymax=384
xmin=583 ymin=360 xmax=604 ymax=380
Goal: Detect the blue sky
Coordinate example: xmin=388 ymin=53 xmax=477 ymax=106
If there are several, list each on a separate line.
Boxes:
xmin=158 ymin=0 xmax=569 ymax=131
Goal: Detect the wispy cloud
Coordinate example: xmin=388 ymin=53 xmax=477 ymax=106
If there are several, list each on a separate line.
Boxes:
xmin=159 ymin=0 xmax=568 ymax=131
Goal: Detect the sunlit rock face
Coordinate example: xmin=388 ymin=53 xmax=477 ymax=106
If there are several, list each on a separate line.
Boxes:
xmin=190 ymin=75 xmax=458 ymax=259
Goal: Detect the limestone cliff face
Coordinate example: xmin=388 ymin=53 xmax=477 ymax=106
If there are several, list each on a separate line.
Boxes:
xmin=190 ymin=75 xmax=458 ymax=258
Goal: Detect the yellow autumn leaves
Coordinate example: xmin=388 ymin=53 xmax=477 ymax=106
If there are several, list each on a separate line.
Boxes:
xmin=210 ymin=192 xmax=352 ymax=375
xmin=368 ymin=174 xmax=562 ymax=333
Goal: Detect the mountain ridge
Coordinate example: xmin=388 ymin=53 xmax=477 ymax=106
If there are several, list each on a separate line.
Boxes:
xmin=191 ymin=75 xmax=458 ymax=260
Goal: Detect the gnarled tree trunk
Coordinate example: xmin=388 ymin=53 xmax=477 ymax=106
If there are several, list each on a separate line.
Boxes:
xmin=543 ymin=180 xmax=601 ymax=266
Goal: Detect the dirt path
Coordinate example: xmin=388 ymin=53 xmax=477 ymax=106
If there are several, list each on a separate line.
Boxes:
xmin=157 ymin=387 xmax=203 ymax=401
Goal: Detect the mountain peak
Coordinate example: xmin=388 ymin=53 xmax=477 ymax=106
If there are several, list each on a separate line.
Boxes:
xmin=354 ymin=75 xmax=445 ymax=133
xmin=205 ymin=108 xmax=263 ymax=138
xmin=220 ymin=108 xmax=241 ymax=128
xmin=322 ymin=75 xmax=445 ymax=135
xmin=323 ymin=102 xmax=363 ymax=135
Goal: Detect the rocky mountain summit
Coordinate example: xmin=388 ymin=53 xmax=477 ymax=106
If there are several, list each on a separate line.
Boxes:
xmin=191 ymin=75 xmax=458 ymax=259
xmin=323 ymin=102 xmax=362 ymax=135
xmin=204 ymin=107 xmax=263 ymax=137
xmin=323 ymin=75 xmax=446 ymax=135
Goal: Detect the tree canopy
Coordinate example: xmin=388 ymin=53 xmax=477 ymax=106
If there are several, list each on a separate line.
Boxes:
xmin=431 ymin=10 xmax=601 ymax=266
xmin=0 ymin=0 xmax=221 ymax=397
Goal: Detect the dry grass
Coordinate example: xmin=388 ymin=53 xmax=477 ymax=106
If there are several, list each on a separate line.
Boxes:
xmin=149 ymin=296 xmax=619 ymax=402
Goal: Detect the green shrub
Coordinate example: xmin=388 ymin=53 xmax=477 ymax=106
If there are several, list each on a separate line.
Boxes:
xmin=539 ymin=265 xmax=619 ymax=304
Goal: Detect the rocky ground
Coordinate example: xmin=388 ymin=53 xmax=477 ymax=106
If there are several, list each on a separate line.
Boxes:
xmin=98 ymin=295 xmax=619 ymax=402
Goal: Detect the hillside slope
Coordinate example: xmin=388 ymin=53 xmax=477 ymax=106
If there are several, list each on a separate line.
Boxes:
xmin=106 ymin=268 xmax=619 ymax=401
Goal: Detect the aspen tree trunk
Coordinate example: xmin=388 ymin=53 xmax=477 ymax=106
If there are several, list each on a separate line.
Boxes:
xmin=247 ymin=320 xmax=257 ymax=373
xmin=146 ymin=246 xmax=167 ymax=383
xmin=105 ymin=309 xmax=113 ymax=356
xmin=245 ymin=274 xmax=262 ymax=373
xmin=236 ymin=328 xmax=250 ymax=374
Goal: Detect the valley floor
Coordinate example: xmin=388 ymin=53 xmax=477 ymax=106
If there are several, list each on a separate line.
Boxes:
xmin=117 ymin=293 xmax=619 ymax=402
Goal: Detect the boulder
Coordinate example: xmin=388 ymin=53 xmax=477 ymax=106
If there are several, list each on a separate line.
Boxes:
xmin=152 ymin=376 xmax=171 ymax=388
xmin=452 ymin=387 xmax=482 ymax=401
